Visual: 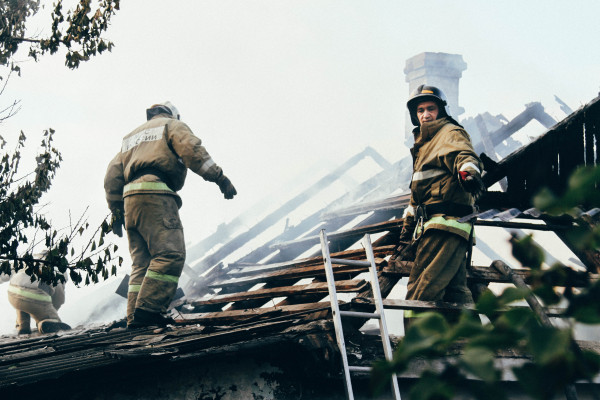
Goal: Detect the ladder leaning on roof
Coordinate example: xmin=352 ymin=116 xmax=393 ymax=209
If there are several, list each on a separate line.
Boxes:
xmin=320 ymin=229 xmax=401 ymax=400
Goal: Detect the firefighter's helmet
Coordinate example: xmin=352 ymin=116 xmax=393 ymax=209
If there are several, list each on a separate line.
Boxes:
xmin=406 ymin=85 xmax=450 ymax=126
xmin=146 ymin=101 xmax=180 ymax=121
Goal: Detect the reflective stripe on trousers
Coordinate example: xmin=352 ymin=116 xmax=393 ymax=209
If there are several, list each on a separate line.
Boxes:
xmin=128 ymin=284 xmax=141 ymax=293
xmin=146 ymin=269 xmax=179 ymax=284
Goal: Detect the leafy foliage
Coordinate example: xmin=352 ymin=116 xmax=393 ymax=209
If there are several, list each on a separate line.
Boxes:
xmin=0 ymin=0 xmax=122 ymax=286
xmin=0 ymin=129 xmax=123 ymax=286
xmin=0 ymin=0 xmax=120 ymax=75
xmin=373 ymin=165 xmax=600 ymax=399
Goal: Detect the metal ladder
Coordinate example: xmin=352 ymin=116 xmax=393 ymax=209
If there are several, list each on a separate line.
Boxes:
xmin=319 ymin=229 xmax=401 ymax=400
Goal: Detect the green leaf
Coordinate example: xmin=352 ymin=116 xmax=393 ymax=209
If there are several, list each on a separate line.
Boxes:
xmin=497 ymin=307 xmax=533 ymax=330
xmin=408 ymin=369 xmax=455 ymax=400
xmin=459 ymin=347 xmax=500 ymax=383
xmin=394 ymin=313 xmax=449 ymax=364
xmin=496 ymin=287 xmax=528 ymax=308
xmin=527 ymin=326 xmax=571 ymax=366
xmin=569 ymin=304 xmax=600 ymax=324
xmin=449 ymin=311 xmax=489 ymax=340
xmin=513 ymin=363 xmax=553 ymax=399
xmin=532 ymin=285 xmax=560 ymax=306
xmin=509 ymin=234 xmax=544 ymax=270
xmin=475 ymin=289 xmax=500 ymax=316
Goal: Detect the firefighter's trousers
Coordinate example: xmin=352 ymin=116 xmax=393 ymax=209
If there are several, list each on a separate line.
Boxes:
xmin=124 ymin=194 xmax=185 ymax=324
xmin=405 ymin=229 xmax=473 ymax=327
xmin=8 ymin=285 xmax=64 ymax=333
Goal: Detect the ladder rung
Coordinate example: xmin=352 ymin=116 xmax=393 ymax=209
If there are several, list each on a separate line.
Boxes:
xmin=330 ymin=258 xmax=371 ymax=268
xmin=340 ymin=310 xmax=381 ymax=319
xmin=348 ymin=366 xmax=372 ymax=373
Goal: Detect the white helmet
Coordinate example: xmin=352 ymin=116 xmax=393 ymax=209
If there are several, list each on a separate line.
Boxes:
xmin=146 ymin=101 xmax=180 ymax=120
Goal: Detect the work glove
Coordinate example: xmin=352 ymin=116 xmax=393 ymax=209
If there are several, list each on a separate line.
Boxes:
xmin=393 ymin=217 xmax=416 ymax=263
xmin=111 ymin=207 xmax=125 ymax=238
xmin=458 ymin=170 xmax=486 ymax=201
xmin=217 ymin=175 xmax=237 ymax=200
xmin=392 ymin=240 xmax=416 ymax=265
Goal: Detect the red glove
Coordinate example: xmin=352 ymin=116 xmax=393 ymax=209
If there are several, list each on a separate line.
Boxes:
xmin=458 ymin=170 xmax=486 ymax=201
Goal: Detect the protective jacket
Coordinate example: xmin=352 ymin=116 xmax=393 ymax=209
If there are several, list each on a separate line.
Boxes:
xmin=8 ymin=269 xmax=65 ymax=306
xmin=7 ymin=269 xmax=67 ymax=334
xmin=402 ymin=118 xmax=482 ymax=241
xmin=104 ymin=114 xmax=225 ymax=211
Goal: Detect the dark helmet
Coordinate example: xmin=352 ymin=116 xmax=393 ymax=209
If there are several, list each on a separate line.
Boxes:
xmin=146 ymin=101 xmax=180 ymax=121
xmin=406 ymin=84 xmax=450 ymax=126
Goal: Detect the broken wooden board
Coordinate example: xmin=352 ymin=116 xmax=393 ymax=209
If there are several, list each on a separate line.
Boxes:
xmin=321 ymin=193 xmax=411 ymax=220
xmin=210 ymin=257 xmax=387 ymax=289
xmin=191 ymin=279 xmax=367 ymax=306
xmin=227 ymin=245 xmax=396 ymax=277
xmin=383 ymin=262 xmax=595 ymax=287
xmin=270 ymin=218 xmax=404 ymax=250
xmin=351 ymin=297 xmax=567 ymax=318
xmin=180 ymin=302 xmax=332 ymax=325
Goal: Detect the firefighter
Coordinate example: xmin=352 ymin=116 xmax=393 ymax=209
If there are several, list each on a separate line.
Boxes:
xmin=7 ymin=264 xmax=71 ymax=335
xmin=104 ymin=101 xmax=237 ymax=329
xmin=400 ymin=85 xmax=485 ymax=328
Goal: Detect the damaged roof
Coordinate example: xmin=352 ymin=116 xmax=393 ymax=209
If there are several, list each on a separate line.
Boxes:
xmin=1 ymin=95 xmax=600 ymax=397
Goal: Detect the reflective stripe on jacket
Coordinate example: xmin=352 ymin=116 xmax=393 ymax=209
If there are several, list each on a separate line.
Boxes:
xmin=104 ymin=114 xmax=224 ymax=210
xmin=403 ymin=118 xmax=482 ymax=241
xmin=8 ymin=285 xmax=52 ymax=302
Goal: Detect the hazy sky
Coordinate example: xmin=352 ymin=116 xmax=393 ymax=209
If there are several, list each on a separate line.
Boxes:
xmin=0 ymin=1 xmax=599 ymax=334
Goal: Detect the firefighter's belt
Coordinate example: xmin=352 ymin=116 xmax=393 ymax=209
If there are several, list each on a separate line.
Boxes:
xmin=415 ymin=202 xmax=474 ymax=220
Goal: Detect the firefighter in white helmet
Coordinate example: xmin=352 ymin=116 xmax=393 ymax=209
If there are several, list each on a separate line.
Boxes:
xmin=400 ymin=85 xmax=485 ymax=328
xmin=104 ymin=101 xmax=237 ymax=328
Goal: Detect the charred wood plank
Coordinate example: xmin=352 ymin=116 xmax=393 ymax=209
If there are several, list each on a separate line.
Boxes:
xmin=180 ymin=303 xmax=331 ymax=325
xmin=273 ymin=230 xmax=401 ymax=311
xmin=227 ymin=245 xmax=395 ymax=277
xmin=321 ymin=193 xmax=410 ymax=221
xmin=216 ymin=214 xmax=390 ymax=311
xmin=383 ymin=263 xmax=595 ymax=287
xmin=191 ymin=279 xmax=367 ymax=307
xmin=351 ymin=297 xmax=567 ymax=318
xmin=271 ymin=218 xmax=403 ymax=251
xmin=211 ymin=257 xmax=387 ymax=290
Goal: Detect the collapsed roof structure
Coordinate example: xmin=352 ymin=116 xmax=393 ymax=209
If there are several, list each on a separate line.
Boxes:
xmin=1 ymin=53 xmax=600 ymax=399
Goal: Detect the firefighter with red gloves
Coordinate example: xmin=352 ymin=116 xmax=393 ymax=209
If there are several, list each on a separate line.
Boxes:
xmin=399 ymin=85 xmax=485 ymax=329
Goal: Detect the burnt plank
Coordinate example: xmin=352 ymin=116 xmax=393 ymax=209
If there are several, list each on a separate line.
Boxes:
xmin=191 ymin=279 xmax=367 ymax=307
xmin=274 ymin=230 xmax=401 ymax=310
xmin=227 ymin=245 xmax=395 ymax=277
xmin=384 ymin=263 xmax=595 ymax=287
xmin=180 ymin=302 xmax=331 ymax=324
xmin=351 ymin=297 xmax=567 ymax=318
xmin=210 ymin=257 xmax=386 ymax=289
xmin=270 ymin=216 xmax=403 ymax=251
xmin=320 ymin=193 xmax=410 ymax=221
